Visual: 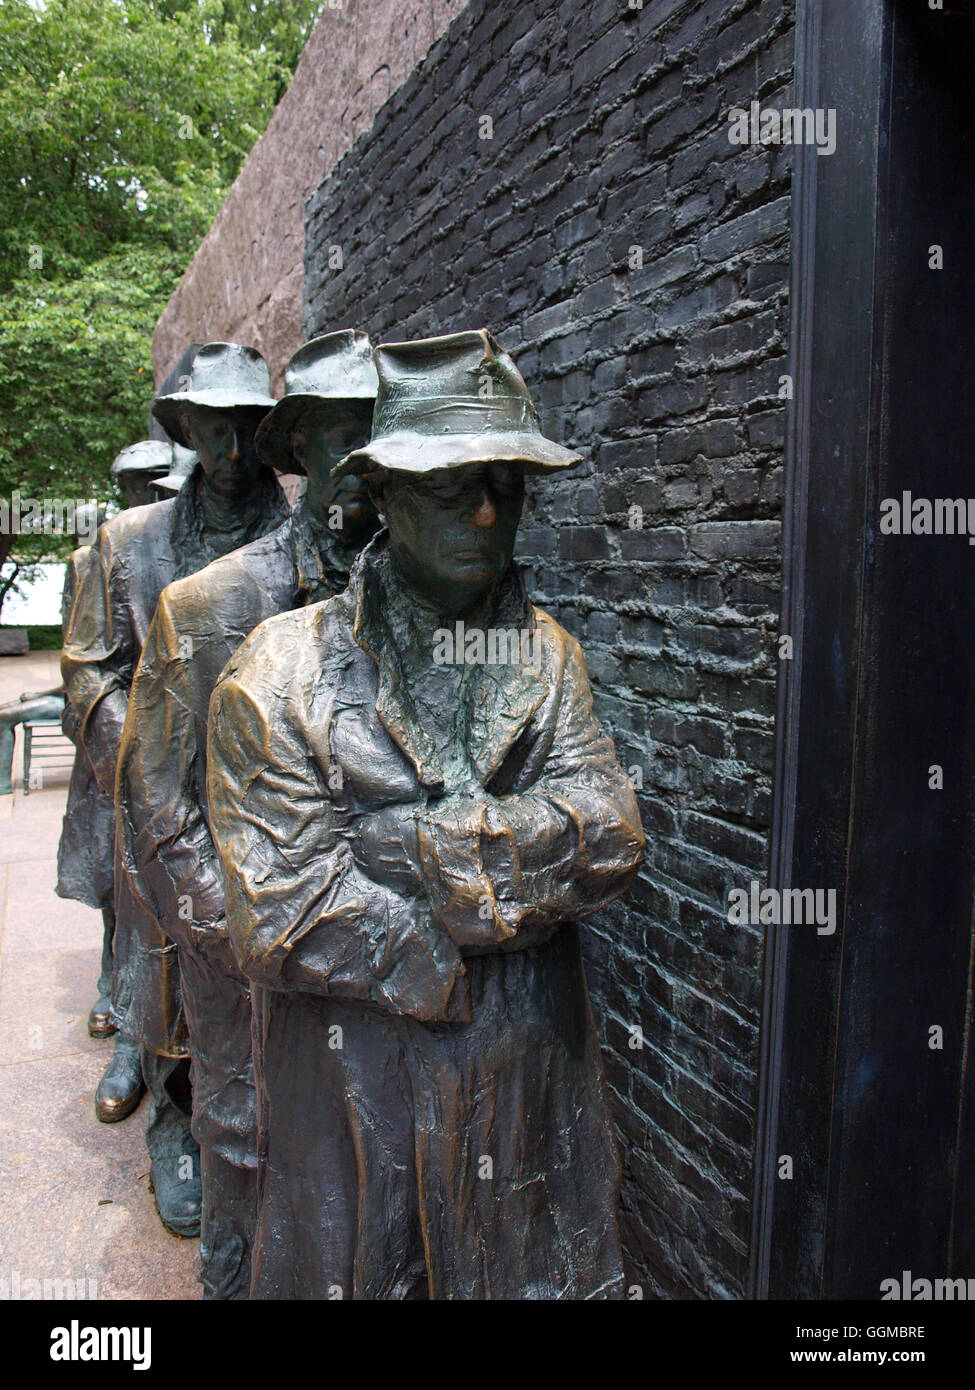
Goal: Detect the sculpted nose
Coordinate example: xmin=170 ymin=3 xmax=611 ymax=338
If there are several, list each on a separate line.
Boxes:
xmin=471 ymin=491 xmax=496 ymax=529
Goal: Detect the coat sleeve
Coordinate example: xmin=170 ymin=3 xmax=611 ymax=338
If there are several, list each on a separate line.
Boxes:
xmin=60 ymin=549 xmax=87 ymax=744
xmin=207 ymin=659 xmax=471 ymax=1025
xmin=60 ymin=524 xmax=133 ymax=795
xmin=116 ymin=586 xmax=228 ymax=957
xmin=415 ymin=632 xmax=645 ymax=950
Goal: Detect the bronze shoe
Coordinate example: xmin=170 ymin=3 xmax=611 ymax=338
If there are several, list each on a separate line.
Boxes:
xmin=94 ymin=1036 xmax=145 ymax=1123
xmin=149 ymin=1151 xmax=202 ymax=1238
xmin=87 ymin=996 xmax=117 ymax=1039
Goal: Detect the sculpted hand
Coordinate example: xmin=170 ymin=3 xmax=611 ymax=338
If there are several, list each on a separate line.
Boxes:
xmin=353 ymin=803 xmax=425 ymax=895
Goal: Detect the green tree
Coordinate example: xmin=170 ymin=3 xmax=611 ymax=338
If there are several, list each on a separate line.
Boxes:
xmin=0 ymin=0 xmax=324 ymax=615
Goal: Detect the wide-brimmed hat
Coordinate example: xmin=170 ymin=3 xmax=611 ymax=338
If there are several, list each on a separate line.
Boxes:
xmin=255 ymin=331 xmax=377 ymax=474
xmin=110 ymin=440 xmax=176 ymax=477
xmin=152 ymin=342 xmax=276 ymax=447
xmin=333 ymin=329 xmax=581 ymax=479
xmin=149 ymin=444 xmax=198 ymax=497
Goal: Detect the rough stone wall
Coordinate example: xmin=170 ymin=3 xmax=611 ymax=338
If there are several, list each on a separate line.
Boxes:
xmin=152 ymin=0 xmax=466 ymax=389
xmin=304 ymin=0 xmax=793 ymax=1298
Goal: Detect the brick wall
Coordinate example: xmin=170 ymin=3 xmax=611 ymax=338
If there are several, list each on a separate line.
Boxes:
xmin=152 ymin=0 xmax=466 ymax=389
xmin=305 ymin=0 xmax=793 ymax=1298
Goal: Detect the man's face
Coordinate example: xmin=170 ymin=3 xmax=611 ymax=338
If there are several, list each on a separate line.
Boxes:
xmin=179 ymin=405 xmax=263 ymax=490
xmin=382 ymin=462 xmax=525 ymax=614
xmin=292 ymin=403 xmax=378 ymax=544
xmin=117 ymin=472 xmax=160 ymax=509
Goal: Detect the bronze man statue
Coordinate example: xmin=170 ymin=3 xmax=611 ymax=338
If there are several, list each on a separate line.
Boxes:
xmin=208 ymin=330 xmax=645 ymax=1299
xmin=56 ymin=455 xmax=170 ymax=1045
xmin=147 ymin=442 xmax=197 ymax=501
xmin=115 ymin=331 xmax=380 ymax=1299
xmin=58 ymin=531 xmax=116 ymax=1037
xmin=0 ymin=688 xmax=65 ymax=796
xmin=62 ymin=344 xmax=289 ymax=1238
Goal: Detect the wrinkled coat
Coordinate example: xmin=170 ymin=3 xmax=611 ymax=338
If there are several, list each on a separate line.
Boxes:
xmin=56 ymin=546 xmax=115 ymax=910
xmin=61 ymin=464 xmax=289 ymax=1053
xmin=207 ymin=535 xmax=645 ymax=1299
xmin=116 ymin=504 xmax=352 ymax=1164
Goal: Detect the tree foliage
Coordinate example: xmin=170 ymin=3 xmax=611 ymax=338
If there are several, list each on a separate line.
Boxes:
xmin=0 ymin=0 xmax=324 ymax=612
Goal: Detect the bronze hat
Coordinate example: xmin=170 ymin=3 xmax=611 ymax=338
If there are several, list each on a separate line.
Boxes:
xmin=148 ymin=444 xmax=198 ymax=497
xmin=255 ymin=331 xmax=377 ymax=474
xmin=109 ymin=440 xmax=177 ymax=478
xmin=332 ymin=329 xmax=582 ymax=478
xmin=152 ymin=343 xmax=276 ymax=447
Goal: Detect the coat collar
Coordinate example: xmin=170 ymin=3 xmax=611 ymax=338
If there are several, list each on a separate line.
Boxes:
xmin=171 ymin=461 xmax=290 ymax=578
xmin=290 ymin=499 xmax=359 ymax=601
xmin=350 ymin=532 xmax=548 ymax=789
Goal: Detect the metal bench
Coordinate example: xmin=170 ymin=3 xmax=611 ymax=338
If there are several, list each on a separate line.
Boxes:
xmin=23 ymin=719 xmax=74 ymax=794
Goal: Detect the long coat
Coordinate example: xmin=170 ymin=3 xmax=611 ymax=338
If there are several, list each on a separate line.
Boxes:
xmin=115 ymin=504 xmax=354 ymax=1165
xmin=56 ymin=546 xmax=115 ymax=911
xmin=61 ymin=464 xmax=289 ymax=1053
xmin=207 ymin=534 xmax=645 ymax=1299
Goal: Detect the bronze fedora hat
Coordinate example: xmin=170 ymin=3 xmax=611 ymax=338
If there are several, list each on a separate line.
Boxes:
xmin=255 ymin=330 xmax=378 ymax=474
xmin=110 ymin=440 xmax=177 ymax=478
xmin=332 ymin=329 xmax=582 ymax=478
xmin=152 ymin=342 xmax=276 ymax=447
xmin=148 ymin=443 xmax=198 ymax=497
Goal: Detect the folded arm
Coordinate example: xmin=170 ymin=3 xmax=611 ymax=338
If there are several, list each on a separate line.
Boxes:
xmin=207 ymin=667 xmax=469 ymax=1024
xmin=414 ymin=636 xmax=645 ymax=950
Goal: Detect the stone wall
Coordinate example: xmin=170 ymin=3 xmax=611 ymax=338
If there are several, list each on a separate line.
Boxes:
xmin=304 ymin=0 xmax=793 ymax=1298
xmin=151 ymin=0 xmax=466 ymax=389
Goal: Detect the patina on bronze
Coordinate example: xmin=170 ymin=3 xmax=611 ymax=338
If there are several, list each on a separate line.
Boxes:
xmin=116 ymin=331 xmax=379 ymax=1298
xmin=58 ymin=542 xmax=116 ymax=1040
xmin=110 ymin=440 xmax=174 ymax=509
xmin=147 ymin=443 xmax=198 ymax=501
xmin=0 ymin=690 xmax=65 ymax=796
xmin=57 ymin=471 xmax=167 ymax=1045
xmin=62 ymin=343 xmax=288 ymax=1238
xmin=208 ymin=330 xmax=645 ymax=1299
xmin=57 ymin=494 xmax=132 ymax=1043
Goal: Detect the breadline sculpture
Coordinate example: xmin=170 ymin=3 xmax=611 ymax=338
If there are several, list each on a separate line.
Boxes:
xmin=62 ymin=344 xmax=289 ymax=1237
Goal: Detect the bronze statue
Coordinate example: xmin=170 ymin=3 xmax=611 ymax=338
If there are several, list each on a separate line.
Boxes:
xmin=147 ymin=443 xmax=197 ymax=501
xmin=56 ymin=476 xmax=163 ymax=1045
xmin=62 ymin=344 xmax=289 ymax=1238
xmin=208 ymin=330 xmax=645 ymax=1299
xmin=58 ymin=537 xmax=116 ymax=1038
xmin=0 ymin=689 xmax=65 ymax=796
xmin=115 ymin=331 xmax=379 ymax=1298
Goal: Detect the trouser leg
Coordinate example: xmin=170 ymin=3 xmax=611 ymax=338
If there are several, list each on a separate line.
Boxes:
xmin=88 ymin=904 xmax=117 ymax=1037
xmin=0 ymin=719 xmax=15 ymax=794
xmin=143 ymin=1048 xmax=201 ymax=1238
xmin=144 ymin=1048 xmax=194 ymax=1158
xmin=97 ymin=904 xmax=115 ymax=1001
xmin=199 ymin=1147 xmax=256 ymax=1300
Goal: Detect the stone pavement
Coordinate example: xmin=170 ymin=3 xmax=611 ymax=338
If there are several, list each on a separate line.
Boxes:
xmin=0 ymin=652 xmax=199 ymax=1300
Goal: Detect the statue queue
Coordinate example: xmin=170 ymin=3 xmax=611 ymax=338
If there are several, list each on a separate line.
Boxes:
xmin=54 ymin=328 xmax=645 ymax=1300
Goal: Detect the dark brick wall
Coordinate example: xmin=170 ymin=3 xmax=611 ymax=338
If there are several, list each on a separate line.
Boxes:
xmin=304 ymin=0 xmax=793 ymax=1298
